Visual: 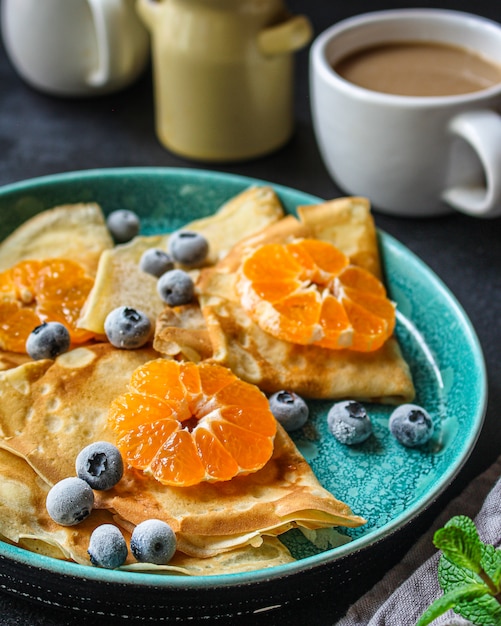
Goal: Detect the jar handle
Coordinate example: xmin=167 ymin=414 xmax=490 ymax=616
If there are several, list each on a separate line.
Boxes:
xmin=135 ymin=0 xmax=163 ymax=31
xmin=257 ymin=15 xmax=313 ymax=57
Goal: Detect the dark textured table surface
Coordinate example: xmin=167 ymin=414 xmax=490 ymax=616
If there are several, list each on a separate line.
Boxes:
xmin=1 ymin=1 xmax=501 ymax=624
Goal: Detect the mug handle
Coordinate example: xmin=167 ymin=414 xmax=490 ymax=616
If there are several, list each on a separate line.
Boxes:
xmin=86 ymin=0 xmax=126 ymax=86
xmin=442 ymin=110 xmax=501 ymax=218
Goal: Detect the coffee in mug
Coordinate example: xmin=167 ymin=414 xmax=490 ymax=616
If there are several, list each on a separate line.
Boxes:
xmin=310 ymin=9 xmax=501 ymax=218
xmin=333 ymin=41 xmax=501 ymax=97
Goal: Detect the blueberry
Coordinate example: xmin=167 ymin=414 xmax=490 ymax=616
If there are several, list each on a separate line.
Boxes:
xmin=46 ymin=477 xmax=94 ymax=526
xmin=269 ymin=390 xmax=309 ymax=431
xmin=130 ymin=519 xmax=177 ymax=565
xmin=76 ymin=442 xmax=124 ymax=491
xmin=139 ymin=248 xmax=174 ymax=278
xmin=168 ymin=230 xmax=209 ymax=267
xmin=104 ymin=306 xmax=151 ymax=349
xmin=25 ymin=321 xmax=70 ymax=360
xmin=389 ymin=404 xmax=434 ymax=447
xmin=88 ymin=524 xmax=128 ymax=569
xmin=157 ymin=269 xmax=194 ymax=306
xmin=327 ymin=400 xmax=372 ymax=445
xmin=106 ymin=210 xmax=140 ymax=243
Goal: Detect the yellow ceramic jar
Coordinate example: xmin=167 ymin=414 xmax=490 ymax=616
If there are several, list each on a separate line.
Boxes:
xmin=136 ymin=0 xmax=312 ymax=162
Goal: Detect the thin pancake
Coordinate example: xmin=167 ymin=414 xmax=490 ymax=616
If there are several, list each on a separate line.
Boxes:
xmin=157 ymin=197 xmax=415 ymax=402
xmin=0 ymin=448 xmax=294 ymax=573
xmin=0 ymin=345 xmax=365 ymax=559
xmin=78 ymin=186 xmax=285 ymax=335
xmin=0 ymin=202 xmax=113 ymax=277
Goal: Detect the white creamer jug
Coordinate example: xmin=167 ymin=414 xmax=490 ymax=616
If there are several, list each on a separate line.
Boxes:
xmin=1 ymin=0 xmax=150 ymax=97
xmin=136 ymin=0 xmax=312 ymax=161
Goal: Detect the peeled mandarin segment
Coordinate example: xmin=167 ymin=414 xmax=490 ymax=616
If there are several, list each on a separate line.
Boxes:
xmin=342 ymin=299 xmax=394 ymax=351
xmin=0 ymin=307 xmax=41 ymax=352
xmin=292 ymin=239 xmax=348 ymax=275
xmin=273 ymin=290 xmax=321 ymax=326
xmin=117 ymin=419 xmax=180 ymax=469
xmin=198 ymin=362 xmax=236 ymax=396
xmin=193 ymin=427 xmax=239 ymax=481
xmin=318 ymin=294 xmax=353 ymax=349
xmin=211 ymin=420 xmax=274 ymax=472
xmin=220 ymin=405 xmax=277 ymax=437
xmin=178 ymin=360 xmax=203 ymax=413
xmin=339 ymin=265 xmax=387 ymax=296
xmin=149 ymin=430 xmax=206 ymax=487
xmin=342 ymin=286 xmax=396 ymax=324
xmin=249 ymin=278 xmax=301 ymax=303
xmin=10 ymin=260 xmax=41 ymax=302
xmin=109 ymin=392 xmax=179 ymax=432
xmin=241 ymin=243 xmax=303 ymax=282
xmin=129 ymin=359 xmax=181 ymax=397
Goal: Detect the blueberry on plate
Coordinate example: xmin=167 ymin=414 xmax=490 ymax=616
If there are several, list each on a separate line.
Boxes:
xmin=168 ymin=230 xmax=209 ymax=267
xmin=106 ymin=209 xmax=140 ymax=244
xmin=46 ymin=477 xmax=94 ymax=526
xmin=25 ymin=321 xmax=71 ymax=360
xmin=269 ymin=390 xmax=309 ymax=432
xmin=104 ymin=306 xmax=151 ymax=349
xmin=327 ymin=400 xmax=372 ymax=445
xmin=130 ymin=519 xmax=177 ymax=565
xmin=88 ymin=524 xmax=128 ymax=569
xmin=157 ymin=269 xmax=194 ymax=306
xmin=76 ymin=442 xmax=124 ymax=491
xmin=139 ymin=248 xmax=174 ymax=278
xmin=389 ymin=404 xmax=434 ymax=447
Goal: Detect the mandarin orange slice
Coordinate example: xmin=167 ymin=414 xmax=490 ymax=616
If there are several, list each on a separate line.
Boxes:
xmin=0 ymin=259 xmax=95 ymax=353
xmin=108 ymin=359 xmax=277 ymax=487
xmin=235 ymin=238 xmax=395 ymax=352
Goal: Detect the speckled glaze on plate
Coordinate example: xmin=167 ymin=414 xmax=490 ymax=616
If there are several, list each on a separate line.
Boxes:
xmin=0 ymin=168 xmax=487 ymax=621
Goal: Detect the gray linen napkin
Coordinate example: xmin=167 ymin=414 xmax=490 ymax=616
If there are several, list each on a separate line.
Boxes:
xmin=336 ymin=455 xmax=501 ymax=626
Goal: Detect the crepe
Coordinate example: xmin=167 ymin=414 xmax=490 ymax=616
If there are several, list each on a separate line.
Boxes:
xmin=78 ymin=186 xmax=285 ymax=335
xmin=0 ymin=344 xmax=365 ymax=560
xmin=156 ymin=197 xmax=415 ymax=403
xmin=0 ymin=447 xmax=295 ymax=574
xmin=0 ymin=202 xmax=113 ymax=276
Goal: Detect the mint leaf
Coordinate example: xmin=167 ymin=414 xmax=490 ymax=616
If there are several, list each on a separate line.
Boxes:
xmin=434 ymin=516 xmax=483 ymax=574
xmin=438 ymin=555 xmax=501 ymax=624
xmin=481 ymin=543 xmax=501 ymax=588
xmin=416 ymin=583 xmax=490 ymax=626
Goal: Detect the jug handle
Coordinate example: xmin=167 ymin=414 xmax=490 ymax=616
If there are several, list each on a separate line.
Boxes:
xmin=257 ymin=15 xmax=313 ymax=57
xmin=86 ymin=0 xmax=127 ymax=86
xmin=135 ymin=0 xmax=162 ymax=30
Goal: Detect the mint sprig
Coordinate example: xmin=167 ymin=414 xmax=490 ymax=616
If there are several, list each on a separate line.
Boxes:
xmin=417 ymin=515 xmax=501 ymax=626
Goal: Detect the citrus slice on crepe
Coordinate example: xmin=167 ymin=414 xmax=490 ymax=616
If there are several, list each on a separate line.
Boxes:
xmin=108 ymin=359 xmax=277 ymax=487
xmin=0 ymin=258 xmax=95 ymax=352
xmin=235 ymin=238 xmax=396 ymax=352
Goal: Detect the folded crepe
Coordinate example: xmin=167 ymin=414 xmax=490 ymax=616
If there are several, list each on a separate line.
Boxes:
xmin=0 ymin=202 xmax=113 ymax=277
xmin=156 ymin=197 xmax=415 ymax=403
xmin=0 ymin=344 xmax=365 ymax=561
xmin=0 ymin=447 xmax=295 ymax=574
xmin=78 ymin=186 xmax=285 ymax=335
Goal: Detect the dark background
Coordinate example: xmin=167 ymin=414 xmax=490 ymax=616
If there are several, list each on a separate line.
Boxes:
xmin=0 ymin=1 xmax=500 ymax=624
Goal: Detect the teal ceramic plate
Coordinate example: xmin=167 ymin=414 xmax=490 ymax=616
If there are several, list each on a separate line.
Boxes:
xmin=0 ymin=168 xmax=487 ymax=619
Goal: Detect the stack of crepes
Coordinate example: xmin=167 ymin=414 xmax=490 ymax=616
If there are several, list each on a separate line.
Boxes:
xmin=0 ymin=187 xmax=415 ymax=575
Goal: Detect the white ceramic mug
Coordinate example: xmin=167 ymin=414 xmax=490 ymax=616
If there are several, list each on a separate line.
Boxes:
xmin=1 ymin=0 xmax=150 ymax=97
xmin=310 ymin=9 xmax=501 ymax=218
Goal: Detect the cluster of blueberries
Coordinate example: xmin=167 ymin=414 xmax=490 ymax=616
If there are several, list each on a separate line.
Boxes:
xmin=25 ymin=209 xmax=210 ymax=359
xmin=46 ymin=441 xmax=177 ymax=570
xmin=269 ymin=391 xmax=434 ymax=448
